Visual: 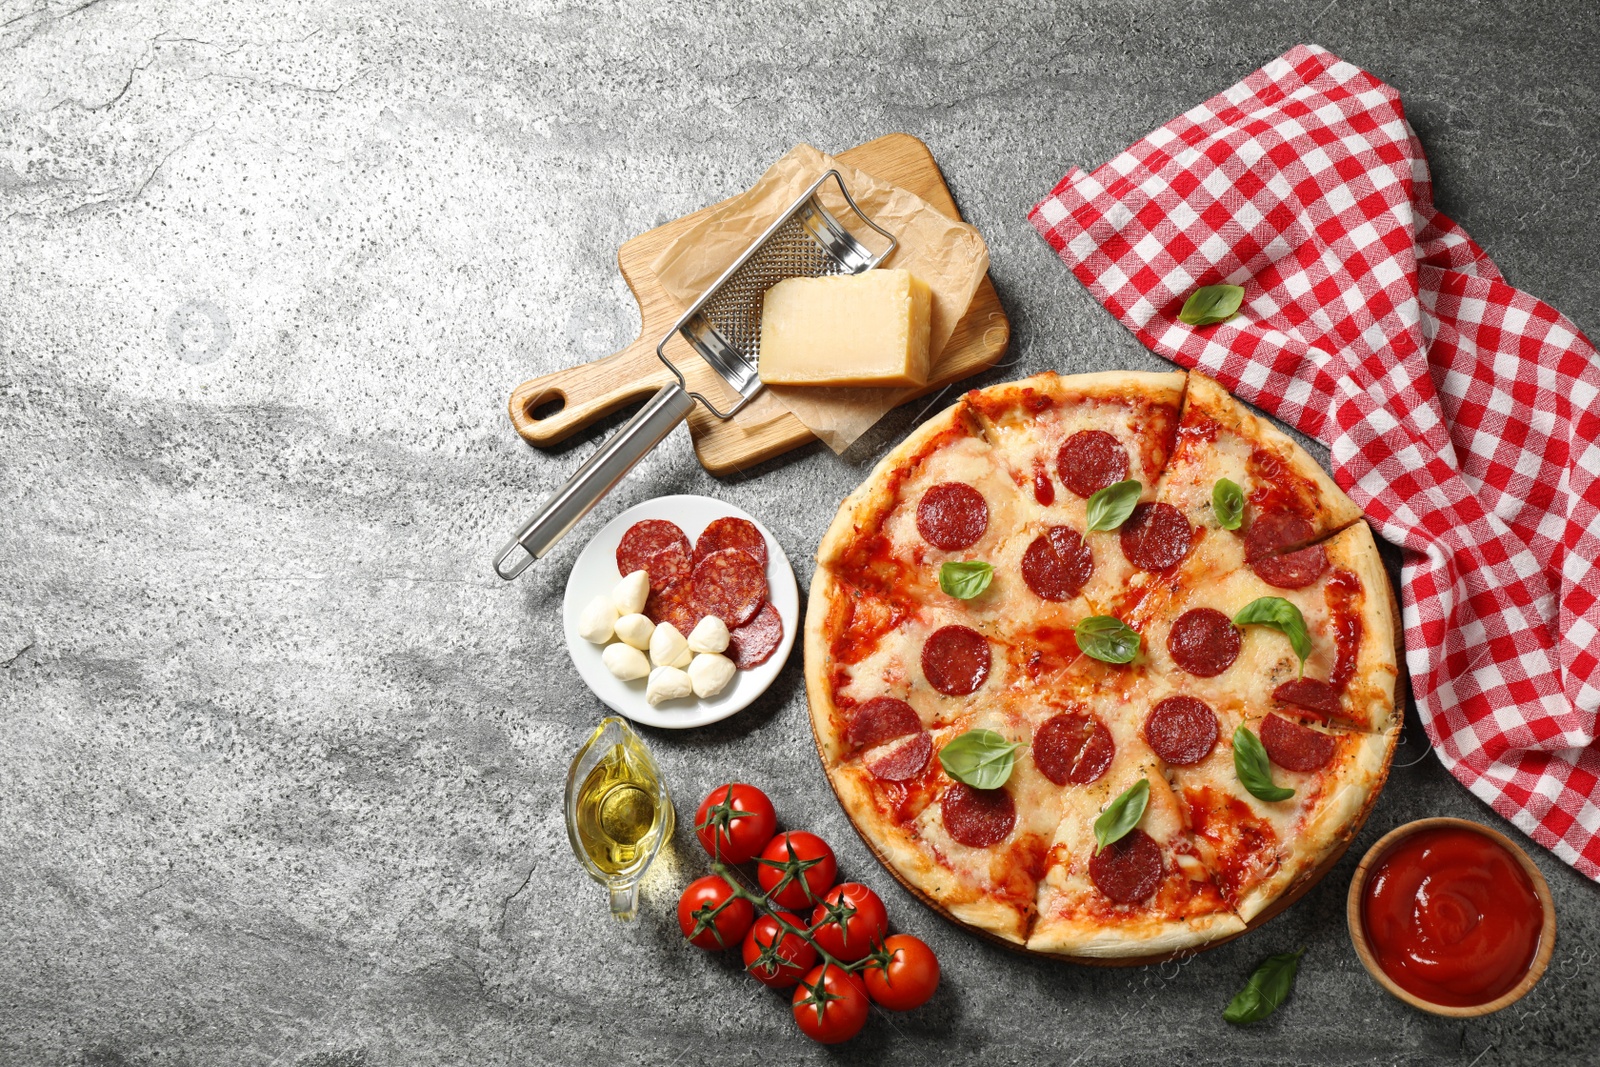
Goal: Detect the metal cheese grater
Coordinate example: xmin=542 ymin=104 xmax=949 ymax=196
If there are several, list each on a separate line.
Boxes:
xmin=494 ymin=170 xmax=897 ymax=580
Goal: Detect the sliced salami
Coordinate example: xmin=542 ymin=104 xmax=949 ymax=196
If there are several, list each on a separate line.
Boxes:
xmin=1245 ymin=509 xmax=1327 ymax=589
xmin=1033 ymin=711 xmax=1115 ymax=786
xmin=1166 ymin=608 xmax=1241 ymax=678
xmin=1057 ymin=429 xmax=1130 ymax=499
xmin=916 ymin=483 xmax=989 ymax=550
xmin=726 ymin=602 xmax=783 ymax=669
xmin=1143 ymin=696 xmax=1219 ymax=766
xmin=1119 ymin=502 xmax=1192 ymax=572
xmin=1021 ymin=526 xmax=1094 ymax=601
xmin=921 ymin=625 xmax=991 ymax=696
xmin=1272 ymin=677 xmax=1342 ymax=720
xmin=691 ymin=547 xmax=767 ymax=627
xmin=865 ymin=732 xmax=933 ymax=781
xmin=1260 ymin=713 xmax=1336 ymax=772
xmin=643 ymin=577 xmax=704 ymax=635
xmin=616 ymin=519 xmax=692 ymax=592
xmin=693 ymin=516 xmax=768 ymax=568
xmin=940 ymin=783 xmax=1015 ymax=847
xmin=846 ymin=696 xmax=921 ymax=748
xmin=1088 ymin=828 xmax=1163 ymax=903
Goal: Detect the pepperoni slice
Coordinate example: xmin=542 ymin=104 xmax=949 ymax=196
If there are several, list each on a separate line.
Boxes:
xmin=1272 ymin=677 xmax=1342 ymax=720
xmin=643 ymin=577 xmax=704 ymax=635
xmin=1252 ymin=544 xmax=1328 ymax=589
xmin=1119 ymin=502 xmax=1192 ymax=572
xmin=1021 ymin=527 xmax=1094 ymax=601
xmin=940 ymin=783 xmax=1015 ymax=847
xmin=1166 ymin=608 xmax=1241 ymax=677
xmin=847 ymin=697 xmax=921 ymax=748
xmin=1089 ymin=828 xmax=1164 ymax=903
xmin=916 ymin=483 xmax=989 ymax=550
xmin=865 ymin=732 xmax=933 ymax=781
xmin=726 ymin=602 xmax=783 ymax=669
xmin=1245 ymin=509 xmax=1327 ymax=589
xmin=1260 ymin=713 xmax=1336 ymax=772
xmin=692 ymin=516 xmax=768 ymax=568
xmin=1058 ymin=430 xmax=1130 ymax=499
xmin=616 ymin=519 xmax=692 ymax=592
xmin=1033 ymin=711 xmax=1115 ymax=785
xmin=1143 ymin=696 xmax=1219 ymax=766
xmin=691 ymin=548 xmax=767 ymax=627
xmin=921 ymin=625 xmax=991 ymax=696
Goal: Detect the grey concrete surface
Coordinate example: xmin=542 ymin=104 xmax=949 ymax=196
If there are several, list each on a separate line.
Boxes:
xmin=3 ymin=1 xmax=1598 ymax=1064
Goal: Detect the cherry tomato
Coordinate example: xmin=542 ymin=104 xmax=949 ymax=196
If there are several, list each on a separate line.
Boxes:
xmin=791 ymin=963 xmax=871 ymax=1044
xmin=741 ymin=910 xmax=818 ymax=989
xmin=809 ymin=882 xmax=889 ymax=963
xmin=676 ymin=875 xmax=754 ymax=952
xmin=756 ymin=831 xmax=838 ymax=910
xmin=695 ymin=783 xmax=778 ymax=864
xmin=861 ymin=934 xmax=940 ymax=1011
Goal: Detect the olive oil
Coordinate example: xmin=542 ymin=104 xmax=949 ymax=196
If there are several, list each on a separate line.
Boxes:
xmin=563 ymin=716 xmax=674 ymax=920
xmin=574 ymin=744 xmax=669 ymax=876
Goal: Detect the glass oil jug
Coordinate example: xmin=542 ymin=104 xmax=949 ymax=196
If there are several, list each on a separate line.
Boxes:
xmin=564 ymin=716 xmax=674 ymax=921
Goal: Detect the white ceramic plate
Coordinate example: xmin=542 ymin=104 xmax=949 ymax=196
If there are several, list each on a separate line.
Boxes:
xmin=562 ymin=495 xmax=800 ymax=729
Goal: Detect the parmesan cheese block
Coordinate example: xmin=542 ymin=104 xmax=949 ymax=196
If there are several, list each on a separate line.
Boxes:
xmin=757 ymin=269 xmax=932 ymax=388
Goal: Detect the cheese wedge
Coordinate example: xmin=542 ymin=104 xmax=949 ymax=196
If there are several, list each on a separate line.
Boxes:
xmin=757 ymin=269 xmax=932 ymax=388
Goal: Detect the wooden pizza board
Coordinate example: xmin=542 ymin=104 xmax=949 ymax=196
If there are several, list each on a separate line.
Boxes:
xmin=808 ymin=522 xmax=1406 ymax=968
xmin=506 ymin=134 xmax=1011 ymax=475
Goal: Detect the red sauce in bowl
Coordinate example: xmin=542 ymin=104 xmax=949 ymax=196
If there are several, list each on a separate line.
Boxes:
xmin=1361 ymin=826 xmax=1544 ymax=1007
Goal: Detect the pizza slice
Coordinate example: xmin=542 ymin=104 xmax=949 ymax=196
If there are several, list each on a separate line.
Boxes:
xmin=1026 ymin=676 xmax=1246 ymax=958
xmin=816 ymin=394 xmax=1031 ymax=607
xmin=1163 ymin=705 xmax=1394 ymax=924
xmin=812 ymin=692 xmax=1062 ymax=944
xmin=1130 ymin=522 xmax=1400 ymax=734
xmin=964 ymin=370 xmax=1187 ymax=617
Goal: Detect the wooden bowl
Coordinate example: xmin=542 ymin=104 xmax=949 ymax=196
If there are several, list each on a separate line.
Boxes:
xmin=1346 ymin=817 xmax=1556 ymax=1017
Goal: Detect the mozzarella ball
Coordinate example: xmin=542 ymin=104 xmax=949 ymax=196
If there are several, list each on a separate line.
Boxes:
xmin=577 ymin=595 xmax=618 ymax=644
xmin=601 ymin=642 xmax=650 ymax=682
xmin=649 ymin=622 xmax=690 ymax=668
xmin=612 ymin=570 xmax=650 ymax=616
xmin=687 ymin=653 xmax=736 ymax=699
xmin=614 ymin=613 xmax=655 ymax=650
xmin=645 ymin=666 xmax=693 ymax=706
xmin=686 ymin=615 xmax=730 ymax=655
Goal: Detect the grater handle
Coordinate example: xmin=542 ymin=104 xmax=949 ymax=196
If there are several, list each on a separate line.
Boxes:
xmin=493 ymin=383 xmax=697 ymax=580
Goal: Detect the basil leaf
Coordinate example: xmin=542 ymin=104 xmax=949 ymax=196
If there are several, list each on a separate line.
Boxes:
xmin=1085 ymin=479 xmax=1143 ymax=532
xmin=1212 ymin=477 xmax=1244 ymax=531
xmin=1093 ymin=778 xmax=1150 ymax=852
xmin=1223 ymin=949 xmax=1305 ymax=1024
xmin=1074 ymin=615 xmax=1141 ymax=664
xmin=1233 ymin=725 xmax=1295 ymax=802
xmin=939 ymin=729 xmax=1022 ymax=790
xmin=1232 ymin=596 xmax=1311 ymax=675
xmin=1179 ymin=284 xmax=1245 ymax=326
xmin=939 ymin=560 xmax=994 ymax=600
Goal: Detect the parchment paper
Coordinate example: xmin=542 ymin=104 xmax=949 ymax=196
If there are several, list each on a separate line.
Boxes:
xmin=649 ymin=144 xmax=990 ymax=452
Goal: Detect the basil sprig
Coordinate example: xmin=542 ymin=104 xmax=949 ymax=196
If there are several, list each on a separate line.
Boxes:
xmin=1074 ymin=615 xmax=1141 ymax=664
xmin=939 ymin=729 xmax=1022 ymax=790
xmin=1085 ymin=479 xmax=1142 ymax=532
xmin=1233 ymin=596 xmax=1311 ymax=676
xmin=1233 ymin=725 xmax=1295 ymax=802
xmin=1093 ymin=779 xmax=1150 ymax=852
xmin=939 ymin=560 xmax=994 ymax=600
xmin=1223 ymin=949 xmax=1305 ymax=1024
xmin=1212 ymin=477 xmax=1245 ymax=530
xmin=1179 ymin=284 xmax=1245 ymax=326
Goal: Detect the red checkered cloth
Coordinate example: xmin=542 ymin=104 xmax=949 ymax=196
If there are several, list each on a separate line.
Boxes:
xmin=1030 ymin=44 xmax=1600 ymax=879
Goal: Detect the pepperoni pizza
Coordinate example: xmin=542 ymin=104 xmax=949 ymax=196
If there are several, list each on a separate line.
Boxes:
xmin=805 ymin=370 xmax=1400 ymax=959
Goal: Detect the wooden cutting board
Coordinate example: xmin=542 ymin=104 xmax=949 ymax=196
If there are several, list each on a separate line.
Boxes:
xmin=507 ymin=133 xmax=1010 ymax=475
